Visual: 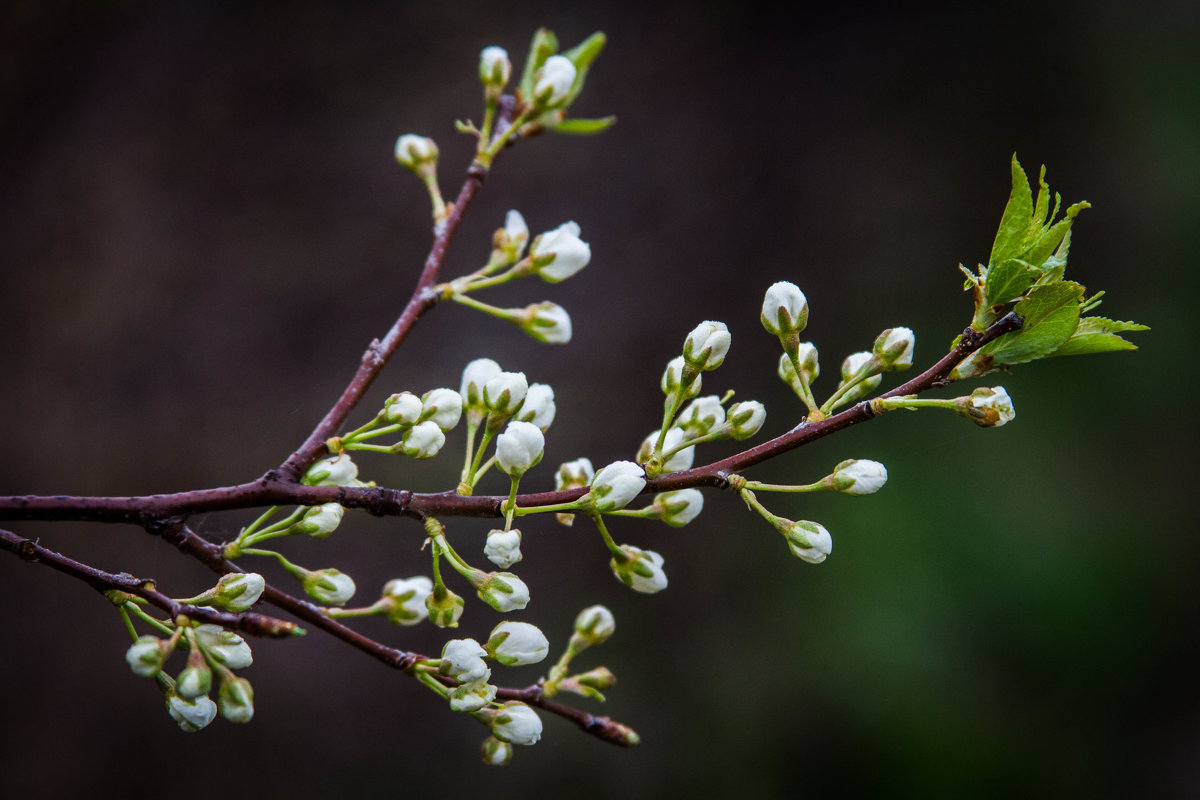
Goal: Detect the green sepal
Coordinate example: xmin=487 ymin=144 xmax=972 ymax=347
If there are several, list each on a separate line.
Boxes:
xmin=1046 ymin=316 xmax=1149 ymax=358
xmin=551 ymin=116 xmax=617 ymax=135
xmin=517 ymin=28 xmax=559 ymax=99
xmin=981 ymin=281 xmax=1085 ymax=365
xmin=560 ymin=32 xmax=606 ymax=106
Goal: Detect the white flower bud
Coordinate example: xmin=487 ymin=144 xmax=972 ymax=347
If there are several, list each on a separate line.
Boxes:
xmin=516 ymin=383 xmax=556 ymax=430
xmin=486 ymin=621 xmax=550 ymax=666
xmin=176 ymin=652 xmax=212 ymax=700
xmin=490 ymin=701 xmax=543 ymax=746
xmin=872 ymin=327 xmax=915 ymax=371
xmin=293 ymin=502 xmax=344 ymax=538
xmin=450 ymin=678 xmax=497 ymax=712
xmin=479 ymin=46 xmax=512 ymax=88
xmin=218 ymin=676 xmax=254 ymax=723
xmin=726 ymin=400 xmax=766 ymax=440
xmin=484 ymin=528 xmax=523 ymax=569
xmin=426 ymin=586 xmax=466 ymax=628
xmin=125 ymin=636 xmax=165 ymax=678
xmin=304 ymin=453 xmax=360 ymax=487
xmin=482 ymin=736 xmax=514 ymax=766
xmin=383 ymin=391 xmax=423 ymax=425
xmin=677 ymin=395 xmax=726 ymax=436
xmin=837 ymin=351 xmax=882 ymax=402
xmin=519 ymin=301 xmax=573 ymax=344
xmin=484 ymin=371 xmax=528 ymax=416
xmin=610 ymin=545 xmax=668 ymax=593
xmin=440 ymin=638 xmax=491 ymax=684
xmin=573 ymin=605 xmax=616 ymax=646
xmin=530 ymin=221 xmax=591 ymax=283
xmin=682 ymin=320 xmax=732 ymax=371
xmin=785 ymin=520 xmax=833 ymax=564
xmin=394 ymin=134 xmax=438 ymax=171
xmin=532 ymin=55 xmax=576 ymax=107
xmin=555 ymin=457 xmax=594 ymax=490
xmin=476 ymin=572 xmax=531 ymax=612
xmin=381 ymin=576 xmax=433 ymax=626
xmin=586 ymin=461 xmax=646 ymax=512
xmin=195 ymin=625 xmax=254 ymax=670
xmin=167 ymin=694 xmax=218 ymax=732
xmin=461 ymin=358 xmax=503 ymax=411
xmin=965 ymin=386 xmax=1016 ymax=427
xmin=760 ymin=281 xmax=809 ymax=336
xmin=398 ymin=420 xmax=445 ymax=458
xmin=496 ymin=421 xmax=545 ymax=477
xmin=831 ymin=459 xmax=888 ymax=495
xmin=302 ymin=568 xmax=356 ymax=606
xmin=212 ymin=572 xmax=265 ymax=612
xmin=778 ymin=344 xmax=820 ymax=393
xmin=653 ymin=489 xmax=704 ymax=527
xmin=637 ymin=428 xmax=694 ymax=472
xmin=502 ymin=209 xmax=529 ymax=259
xmin=420 ymin=388 xmax=463 ymax=432
xmin=661 ymin=355 xmax=702 ymax=399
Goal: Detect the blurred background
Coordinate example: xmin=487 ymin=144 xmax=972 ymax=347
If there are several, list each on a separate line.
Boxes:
xmin=0 ymin=1 xmax=1194 ymax=797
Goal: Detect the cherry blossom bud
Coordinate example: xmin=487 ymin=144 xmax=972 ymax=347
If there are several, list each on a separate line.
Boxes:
xmin=532 ymin=55 xmax=576 ymax=107
xmin=610 ymin=545 xmax=668 ymax=593
xmin=500 ymin=209 xmax=529 ymax=261
xmin=489 ymin=701 xmax=543 ymax=745
xmin=683 ymin=321 xmax=732 ymax=371
xmin=420 ymin=388 xmax=463 ymax=432
xmin=726 ymin=400 xmax=766 ymax=440
xmin=637 ymin=428 xmax=694 ymax=472
xmin=485 ymin=621 xmax=550 ymax=666
xmin=496 ymin=421 xmax=545 ymax=477
xmin=760 ymin=281 xmax=809 ymax=336
xmin=555 ymin=457 xmax=594 ymax=490
xmin=959 ymin=386 xmax=1016 ymax=427
xmin=304 ymin=453 xmax=361 ymax=487
xmin=484 ymin=528 xmax=523 ymax=569
xmin=292 ymin=503 xmax=344 ymax=538
xmin=838 ymin=351 xmax=883 ymax=402
xmin=530 ymin=222 xmax=591 ymax=283
xmin=397 ymin=420 xmax=446 ymax=459
xmin=585 ymin=461 xmax=647 ymax=512
xmin=426 ymin=586 xmax=466 ymax=628
xmin=195 ymin=625 xmax=253 ymax=670
xmin=394 ymin=134 xmax=438 ymax=172
xmin=872 ymin=327 xmax=915 ymax=371
xmin=218 ymin=676 xmax=255 ymax=723
xmin=381 ymin=576 xmax=433 ymax=626
xmin=167 ymin=694 xmax=217 ymax=732
xmin=126 ymin=636 xmax=165 ymax=678
xmin=677 ymin=395 xmax=726 ymax=436
xmin=440 ymin=638 xmax=491 ymax=684
xmin=653 ymin=489 xmax=704 ymax=527
xmin=661 ymin=355 xmax=702 ymax=399
xmin=461 ymin=358 xmax=502 ymax=412
xmin=212 ymin=572 xmax=265 ymax=612
xmin=481 ymin=736 xmax=514 ymax=766
xmin=301 ymin=568 xmax=356 ymax=606
xmin=519 ymin=301 xmax=573 ymax=344
xmin=515 ymin=383 xmax=556 ymax=431
xmin=484 ymin=371 xmax=528 ymax=416
xmin=176 ymin=651 xmax=212 ymax=700
xmin=785 ymin=520 xmax=833 ymax=564
xmin=778 ymin=345 xmax=820 ymax=393
xmin=479 ymin=46 xmax=512 ymax=88
xmin=574 ymin=666 xmax=617 ymax=692
xmin=573 ymin=605 xmax=616 ymax=647
xmin=830 ymin=459 xmax=888 ymax=495
xmin=383 ymin=391 xmax=423 ymax=425
xmin=450 ymin=678 xmax=497 ymax=712
xmin=475 ymin=572 xmax=531 ymax=612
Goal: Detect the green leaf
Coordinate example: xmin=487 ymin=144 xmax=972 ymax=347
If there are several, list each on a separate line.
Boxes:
xmin=1047 ymin=333 xmax=1139 ymax=357
xmin=1032 ymin=165 xmax=1051 ymax=228
xmin=1020 ymin=200 xmax=1090 ymax=268
xmin=981 ymin=281 xmax=1084 ymax=365
xmin=984 ymin=258 xmax=1037 ymax=307
xmin=561 ymin=32 xmax=607 ymax=107
xmin=551 ymin=116 xmax=617 ymax=135
xmin=988 ymin=155 xmax=1033 ymax=268
xmin=1071 ymin=316 xmax=1150 ymax=335
xmin=518 ymin=28 xmax=559 ymax=99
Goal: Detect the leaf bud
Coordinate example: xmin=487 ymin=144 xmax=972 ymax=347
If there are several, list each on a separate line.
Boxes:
xmin=652 ymin=488 xmax=705 ymax=527
xmin=420 ymin=388 xmax=463 ymax=432
xmin=383 ymin=391 xmax=423 ymax=425
xmin=785 ymin=520 xmax=833 ymax=564
xmin=682 ymin=320 xmax=732 ymax=371
xmin=218 ymin=676 xmax=255 ymax=723
xmin=381 ymin=576 xmax=433 ymax=626
xmin=125 ymin=635 xmax=166 ymax=678
xmin=583 ymin=460 xmax=646 ymax=513
xmin=484 ymin=528 xmax=523 ymax=570
xmin=530 ymin=221 xmax=591 ymax=283
xmin=166 ymin=694 xmax=217 ymax=732
xmin=573 ymin=605 xmax=616 ymax=647
xmin=872 ymin=327 xmax=915 ymax=371
xmin=760 ymin=281 xmax=809 ymax=337
xmin=515 ymin=383 xmax=557 ymax=431
xmin=830 ymin=459 xmax=888 ymax=495
xmin=726 ymin=400 xmax=766 ymax=440
xmin=610 ymin=545 xmax=668 ymax=593
xmin=485 ymin=621 xmax=550 ymax=666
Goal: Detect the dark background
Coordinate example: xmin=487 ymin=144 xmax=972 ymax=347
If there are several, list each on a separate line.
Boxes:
xmin=1 ymin=1 xmax=1194 ymax=797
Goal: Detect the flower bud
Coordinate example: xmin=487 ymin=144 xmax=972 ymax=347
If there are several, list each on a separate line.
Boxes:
xmin=301 ymin=568 xmax=357 ymax=606
xmin=218 ymin=676 xmax=255 ymax=723
xmin=167 ymin=694 xmax=217 ymax=732
xmin=475 ymin=572 xmax=531 ymax=613
xmin=610 ymin=545 xmax=668 ymax=593
xmin=449 ymin=678 xmax=497 ymax=712
xmin=440 ymin=638 xmax=491 ymax=684
xmin=959 ymin=386 xmax=1016 ymax=427
xmin=677 ymin=395 xmax=726 ymax=437
xmin=292 ymin=502 xmax=344 ymax=538
xmin=518 ymin=301 xmax=572 ymax=344
xmin=872 ymin=327 xmax=915 ymax=371
xmin=661 ymin=355 xmax=702 ymax=400
xmin=211 ymin=572 xmax=265 ymax=612
xmin=637 ymin=428 xmax=694 ymax=472
xmin=496 ymin=420 xmax=545 ymax=477
xmin=760 ymin=281 xmax=809 ymax=337
xmin=584 ymin=461 xmax=646 ymax=513
xmin=485 ymin=621 xmax=550 ymax=666
xmin=837 ymin=351 xmax=883 ymax=403
xmin=484 ymin=371 xmax=528 ymax=417
xmin=573 ymin=605 xmax=616 ymax=647
xmin=195 ymin=625 xmax=253 ymax=670
xmin=515 ymin=383 xmax=556 ymax=430
xmin=489 ymin=701 xmax=543 ymax=746
xmin=426 ymin=586 xmax=466 ymax=628
xmin=394 ymin=134 xmax=438 ymax=172
xmin=381 ymin=576 xmax=433 ymax=626
xmin=397 ymin=420 xmax=446 ymax=459
xmin=304 ymin=453 xmax=360 ymax=487
xmin=785 ymin=520 xmax=833 ymax=564
xmin=778 ymin=344 xmax=820 ymax=392
xmin=176 ymin=650 xmax=212 ymax=701
xmin=652 ymin=489 xmax=704 ymax=527
xmin=532 ymin=55 xmax=576 ymax=108
xmin=461 ymin=358 xmax=502 ymax=413
xmin=555 ymin=457 xmax=594 ymax=490
xmin=574 ymin=665 xmax=617 ymax=691
xmin=420 ymin=388 xmax=463 ymax=432
xmin=484 ymin=528 xmax=523 ymax=569
xmin=479 ymin=46 xmax=512 ymax=88
xmin=726 ymin=400 xmax=766 ymax=440
xmin=383 ymin=391 xmax=423 ymax=425
xmin=481 ymin=736 xmax=514 ymax=766
xmin=530 ymin=221 xmax=591 ymax=283
xmin=830 ymin=459 xmax=888 ymax=495
xmin=682 ymin=321 xmax=732 ymax=371
xmin=497 ymin=209 xmax=529 ymax=262
xmin=125 ymin=635 xmax=165 ymax=678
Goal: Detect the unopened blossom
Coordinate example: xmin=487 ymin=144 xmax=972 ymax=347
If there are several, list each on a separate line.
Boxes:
xmin=520 ymin=301 xmax=573 ymax=344
xmin=440 ymin=638 xmax=491 ymax=684
xmin=195 ymin=625 xmax=253 ymax=670
xmin=420 ymin=388 xmax=463 ymax=432
xmin=476 ymin=572 xmax=531 ymax=613
xmin=838 ymin=351 xmax=883 ymax=400
xmin=486 ymin=621 xmax=550 ymax=666
xmin=532 ymin=55 xmax=576 ymax=107
xmin=461 ymin=358 xmax=502 ymax=411
xmin=212 ymin=572 xmax=265 ymax=612
xmin=383 ymin=391 xmax=423 ymax=425
xmin=683 ymin=321 xmax=732 ymax=371
xmin=726 ymin=400 xmax=766 ymax=440
xmin=484 ymin=528 xmax=523 ymax=569
xmin=830 ymin=459 xmax=888 ymax=495
xmin=302 ymin=568 xmax=356 ymax=606
xmin=530 ymin=221 xmax=591 ymax=283
xmin=778 ymin=344 xmax=820 ymax=392
xmin=450 ymin=678 xmax=497 ymax=713
xmin=760 ymin=281 xmax=809 ymax=336
xmin=218 ymin=676 xmax=255 ymax=723
xmin=426 ymin=586 xmax=466 ymax=628
xmin=394 ymin=134 xmax=438 ymax=171
xmin=167 ymin=694 xmax=218 ymax=732
xmin=585 ymin=461 xmax=646 ymax=513
xmin=304 ymin=453 xmax=360 ymax=487
xmin=573 ymin=605 xmax=616 ymax=646
xmin=966 ymin=386 xmax=1015 ymax=427
xmin=653 ymin=489 xmax=705 ymax=527
xmin=484 ymin=371 xmax=528 ymax=416
xmin=661 ymin=355 xmax=702 ymax=399
xmin=500 ymin=209 xmax=529 ymax=260
xmin=610 ymin=545 xmax=668 ymax=593
xmin=637 ymin=428 xmax=694 ymax=472
xmin=490 ymin=701 xmax=544 ymax=746
xmin=479 ymin=46 xmax=512 ymax=87
xmin=293 ymin=503 xmax=344 ymax=538
xmin=873 ymin=327 xmax=915 ymax=371
xmin=176 ymin=653 xmax=211 ymax=700
xmin=126 ymin=636 xmax=165 ymax=678
xmin=381 ymin=576 xmax=433 ymax=626
xmin=496 ymin=421 xmax=545 ymax=477
xmin=398 ymin=420 xmax=446 ymax=459
xmin=481 ymin=736 xmax=514 ymax=766
xmin=785 ymin=520 xmax=833 ymax=564
xmin=516 ymin=383 xmax=556 ymax=430
xmin=555 ymin=457 xmax=594 ymax=490
xmin=677 ymin=395 xmax=726 ymax=436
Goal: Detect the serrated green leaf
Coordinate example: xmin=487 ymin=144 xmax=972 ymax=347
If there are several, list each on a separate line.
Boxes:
xmin=1047 ymin=333 xmax=1139 ymax=357
xmin=984 ymin=258 xmax=1037 ymax=307
xmin=1073 ymin=316 xmax=1150 ymax=335
xmin=989 ymin=155 xmax=1034 ymax=267
xmin=1032 ymin=165 xmax=1050 ymax=228
xmin=551 ymin=116 xmax=617 ymax=135
xmin=981 ymin=281 xmax=1084 ymax=365
xmin=518 ymin=28 xmax=559 ymax=99
xmin=1020 ymin=200 xmax=1090 ymax=268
